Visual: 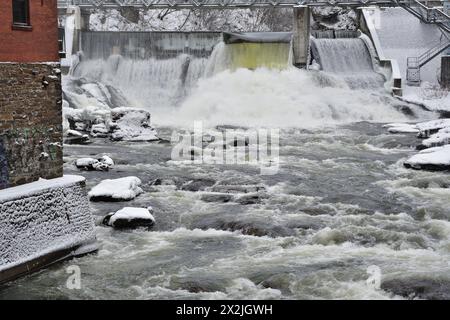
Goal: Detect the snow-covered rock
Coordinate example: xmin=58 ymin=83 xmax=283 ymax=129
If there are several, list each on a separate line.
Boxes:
xmin=91 ymin=123 xmax=109 ymax=138
xmin=67 ymin=129 xmax=83 ymax=137
xmin=102 ymin=207 xmax=155 ymax=230
xmin=383 ymin=123 xmax=419 ymax=134
xmin=76 ymin=158 xmax=99 ymax=170
xmin=404 ymin=145 xmax=450 ymax=171
xmin=89 ymin=176 xmax=143 ymax=201
xmin=76 ymin=155 xmax=114 ymax=171
xmin=419 ymin=127 xmax=450 ymax=149
xmin=416 ymin=119 xmax=450 ymax=138
xmin=64 ymin=130 xmax=90 ymax=145
xmin=99 ymin=155 xmax=114 ymax=167
xmin=110 ymin=107 xmax=159 ymax=142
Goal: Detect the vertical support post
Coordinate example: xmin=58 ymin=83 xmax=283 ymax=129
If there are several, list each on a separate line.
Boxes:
xmin=441 ymin=56 xmax=450 ymax=88
xmin=68 ymin=6 xmax=90 ymax=54
xmin=441 ymin=0 xmax=450 ymax=87
xmin=292 ymin=5 xmax=311 ymax=68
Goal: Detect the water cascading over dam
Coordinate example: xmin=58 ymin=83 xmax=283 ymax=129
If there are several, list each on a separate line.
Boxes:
xmin=310 ymin=37 xmax=386 ymax=89
xmin=64 ymin=30 xmax=417 ymax=128
xmin=67 ymin=31 xmax=222 ymax=110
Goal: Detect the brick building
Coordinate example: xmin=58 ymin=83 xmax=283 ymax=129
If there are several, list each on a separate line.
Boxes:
xmin=0 ymin=2 xmax=96 ymax=284
xmin=0 ymin=0 xmax=63 ymax=189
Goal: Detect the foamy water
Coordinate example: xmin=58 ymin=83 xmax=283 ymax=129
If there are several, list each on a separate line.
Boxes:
xmin=154 ymin=67 xmax=410 ymax=128
xmin=2 ymin=124 xmax=449 ymax=300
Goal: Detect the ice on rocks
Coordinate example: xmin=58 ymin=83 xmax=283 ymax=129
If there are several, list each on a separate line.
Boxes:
xmin=67 ymin=129 xmax=84 ymax=137
xmin=91 ymin=123 xmax=109 ymax=138
xmin=76 ymin=155 xmax=114 ymax=171
xmin=404 ymin=145 xmax=450 ymax=171
xmin=416 ymin=119 xmax=450 ymax=138
xmin=383 ymin=123 xmax=419 ymax=134
xmin=103 ymin=207 xmax=155 ymax=230
xmin=110 ymin=107 xmax=159 ymax=142
xmin=89 ymin=176 xmax=143 ymax=201
xmin=421 ymin=128 xmax=450 ymax=149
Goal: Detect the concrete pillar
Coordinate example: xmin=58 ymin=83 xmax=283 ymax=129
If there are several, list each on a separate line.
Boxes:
xmin=441 ymin=56 xmax=450 ymax=88
xmin=292 ymin=5 xmax=311 ymax=68
xmin=65 ymin=6 xmax=90 ymax=55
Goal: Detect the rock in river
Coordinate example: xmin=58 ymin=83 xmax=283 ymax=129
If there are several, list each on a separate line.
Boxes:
xmin=103 ymin=207 xmax=155 ymax=230
xmin=89 ymin=176 xmax=143 ymax=201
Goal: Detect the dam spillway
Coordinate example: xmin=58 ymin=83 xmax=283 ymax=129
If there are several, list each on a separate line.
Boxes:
xmin=310 ymin=37 xmax=386 ymax=89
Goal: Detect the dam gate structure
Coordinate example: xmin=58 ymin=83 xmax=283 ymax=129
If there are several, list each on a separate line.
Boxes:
xmin=58 ymin=0 xmax=450 ymax=87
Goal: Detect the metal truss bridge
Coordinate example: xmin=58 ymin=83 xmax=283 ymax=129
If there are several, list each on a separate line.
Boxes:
xmin=57 ymin=0 xmax=433 ymax=9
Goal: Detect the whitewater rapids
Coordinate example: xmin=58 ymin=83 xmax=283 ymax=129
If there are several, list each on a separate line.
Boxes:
xmin=155 ymin=67 xmax=412 ymax=128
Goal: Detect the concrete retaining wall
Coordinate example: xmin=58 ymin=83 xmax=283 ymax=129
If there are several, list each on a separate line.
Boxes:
xmin=0 ymin=175 xmax=96 ymax=284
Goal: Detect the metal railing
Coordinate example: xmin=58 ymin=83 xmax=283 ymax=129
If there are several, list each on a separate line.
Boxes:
xmin=398 ymin=0 xmax=450 ymax=84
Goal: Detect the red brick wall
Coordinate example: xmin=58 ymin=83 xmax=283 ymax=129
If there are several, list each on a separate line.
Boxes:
xmin=0 ymin=0 xmax=59 ymax=62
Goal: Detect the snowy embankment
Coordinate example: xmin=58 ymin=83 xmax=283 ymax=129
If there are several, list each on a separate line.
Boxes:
xmin=401 ymin=84 xmax=450 ymax=114
xmin=385 ymin=118 xmax=450 ymax=170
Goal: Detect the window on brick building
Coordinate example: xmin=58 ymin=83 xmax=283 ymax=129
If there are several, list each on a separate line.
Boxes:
xmin=12 ymin=0 xmax=30 ymax=27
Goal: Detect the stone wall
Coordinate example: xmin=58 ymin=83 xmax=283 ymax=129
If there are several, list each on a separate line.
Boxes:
xmin=0 ymin=175 xmax=96 ymax=283
xmin=0 ymin=62 xmax=63 ymax=189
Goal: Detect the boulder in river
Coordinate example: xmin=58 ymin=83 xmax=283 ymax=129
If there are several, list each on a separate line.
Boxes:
xmin=381 ymin=277 xmax=450 ymax=300
xmin=417 ymin=127 xmax=450 ymax=150
xmin=64 ymin=130 xmax=91 ymax=145
xmin=383 ymin=123 xmax=419 ymax=134
xmin=89 ymin=176 xmax=143 ymax=201
xmin=404 ymin=145 xmax=450 ymax=171
xmin=200 ymin=193 xmax=233 ymax=203
xmin=416 ymin=119 xmax=450 ymax=138
xmin=76 ymin=155 xmax=114 ymax=171
xmin=181 ymin=179 xmax=216 ymax=192
xmin=110 ymin=107 xmax=159 ymax=142
xmin=103 ymin=207 xmax=155 ymax=230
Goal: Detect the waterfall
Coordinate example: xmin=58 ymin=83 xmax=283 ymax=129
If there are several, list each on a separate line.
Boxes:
xmin=70 ymin=54 xmax=209 ymax=109
xmin=62 ymin=31 xmax=413 ymax=129
xmin=65 ymin=32 xmax=221 ymax=110
xmin=310 ymin=38 xmax=386 ymax=89
xmin=207 ymin=42 xmax=291 ymax=72
xmin=79 ymin=31 xmax=221 ymax=60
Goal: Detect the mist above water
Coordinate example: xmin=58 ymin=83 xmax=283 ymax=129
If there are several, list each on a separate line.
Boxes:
xmin=155 ymin=67 xmax=412 ymax=128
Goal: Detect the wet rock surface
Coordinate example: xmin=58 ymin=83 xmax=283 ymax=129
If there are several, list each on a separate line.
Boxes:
xmin=382 ymin=278 xmax=450 ymax=300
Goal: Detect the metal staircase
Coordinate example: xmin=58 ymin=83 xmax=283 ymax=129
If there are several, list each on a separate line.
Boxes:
xmin=397 ymin=0 xmax=450 ymax=84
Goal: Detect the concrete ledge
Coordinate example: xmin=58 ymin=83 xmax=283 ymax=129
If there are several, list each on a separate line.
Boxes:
xmin=361 ymin=8 xmax=403 ymax=96
xmin=0 ymin=175 xmax=97 ymax=284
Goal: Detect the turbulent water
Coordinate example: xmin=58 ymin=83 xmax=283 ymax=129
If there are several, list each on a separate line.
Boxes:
xmin=2 ymin=122 xmax=450 ymax=299
xmin=2 ymin=34 xmax=450 ymax=300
